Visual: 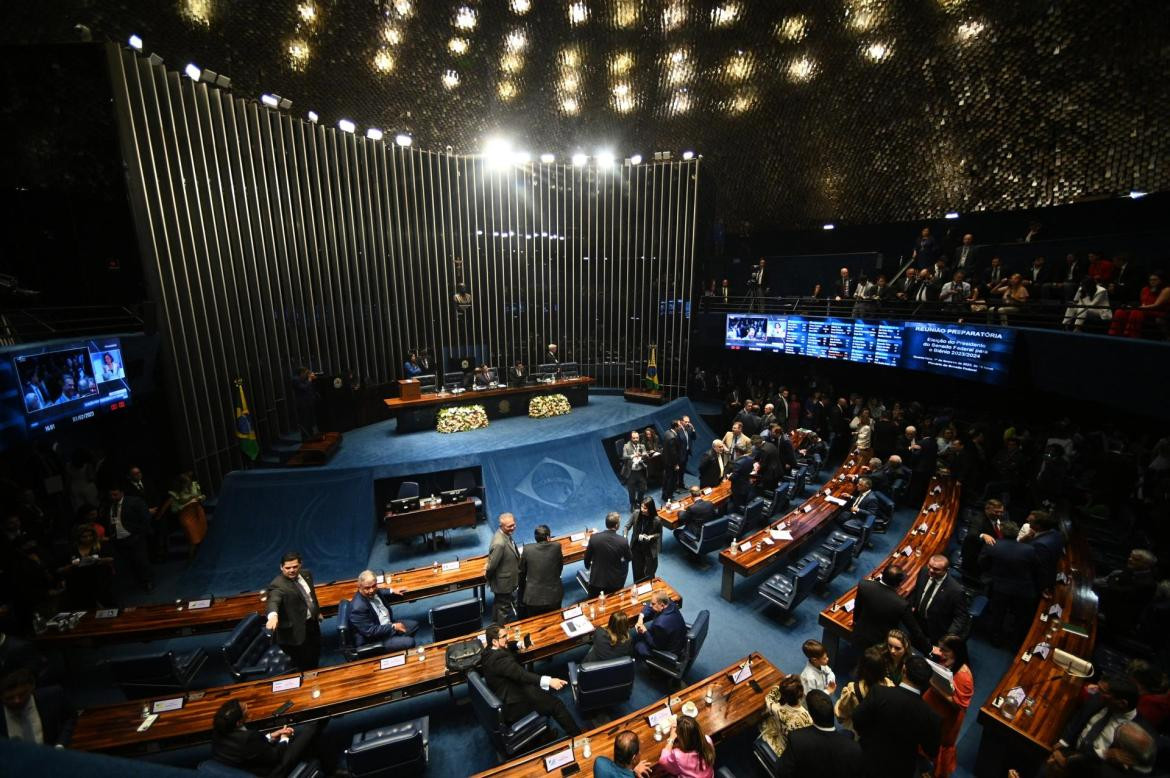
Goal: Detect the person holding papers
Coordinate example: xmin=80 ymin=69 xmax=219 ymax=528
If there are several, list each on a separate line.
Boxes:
xmin=481 ymin=623 xmax=581 ymax=737
xmin=923 ymin=635 xmax=975 ymax=778
xmin=632 ymin=591 xmax=685 ymax=659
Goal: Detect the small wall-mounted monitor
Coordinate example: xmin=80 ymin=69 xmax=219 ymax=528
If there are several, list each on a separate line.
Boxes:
xmin=440 ymin=488 xmax=469 ymax=504
xmin=559 ymin=361 xmax=580 ymax=377
xmin=11 ymin=337 xmax=132 ymax=435
xmin=388 ymin=496 xmax=419 ymax=514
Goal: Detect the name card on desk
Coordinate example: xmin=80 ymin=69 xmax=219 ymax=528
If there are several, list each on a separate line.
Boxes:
xmin=636 ymin=583 xmax=653 ymax=595
xmin=187 ymin=599 xmax=212 ymax=610
xmin=802 ymin=505 xmax=812 ymax=513
xmin=1056 ymin=571 xmax=1070 ymax=585
xmin=441 ymin=561 xmax=460 ymax=572
xmin=375 ymin=574 xmax=385 ymax=584
xmin=95 ymin=608 xmax=119 ymax=619
xmin=731 ymin=663 xmax=753 ymax=683
xmin=544 ymin=747 xmax=575 ymax=772
xmin=570 ymin=532 xmax=586 ymax=541
xmin=380 ymin=654 xmax=407 ymax=670
xmin=824 ymin=496 xmax=847 ymax=506
xmin=137 ymin=713 xmax=159 ymax=732
xmin=763 ymin=537 xmax=775 ymax=546
xmin=844 ymin=599 xmax=855 ymax=613
xmin=272 ymin=677 xmax=301 ymax=693
xmin=901 ymin=546 xmax=914 ymax=556
xmin=647 ymin=706 xmax=673 ymax=728
xmin=917 ymin=522 xmax=929 ymax=533
xmin=1048 ymin=604 xmax=1063 ymax=618
xmin=1031 ymin=642 xmax=1051 ymax=659
xmin=739 ymin=541 xmax=753 ymax=553
xmin=152 ymin=697 xmax=184 ymax=713
xmin=703 ymin=487 xmax=713 ymax=495
xmin=562 ymin=606 xmax=583 ymax=620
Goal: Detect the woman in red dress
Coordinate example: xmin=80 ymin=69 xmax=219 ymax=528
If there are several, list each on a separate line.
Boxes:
xmin=924 ymin=634 xmax=975 ymax=778
xmin=1109 ymin=270 xmax=1170 ymax=337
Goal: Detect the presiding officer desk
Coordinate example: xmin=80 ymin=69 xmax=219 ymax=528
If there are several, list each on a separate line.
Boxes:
xmin=384 ymin=377 xmax=593 ymax=433
xmin=70 ymin=578 xmax=682 ymax=755
xmin=472 ymin=652 xmax=783 ymax=778
xmin=975 ymin=529 xmax=1097 ymax=776
xmin=716 ymin=447 xmax=869 ymax=602
xmin=817 ymin=477 xmax=961 ymax=659
xmin=36 ymin=531 xmax=598 ymax=646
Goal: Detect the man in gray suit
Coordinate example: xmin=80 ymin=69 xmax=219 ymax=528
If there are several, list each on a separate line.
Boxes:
xmin=264 ymin=551 xmax=323 ymax=670
xmin=622 ymin=431 xmax=649 ymax=510
xmin=486 ymin=512 xmax=521 ymax=624
xmin=518 ymin=524 xmax=564 ymax=616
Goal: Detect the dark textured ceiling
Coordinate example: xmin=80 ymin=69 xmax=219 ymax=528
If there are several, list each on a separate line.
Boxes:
xmin=3 ymin=0 xmax=1168 ymax=228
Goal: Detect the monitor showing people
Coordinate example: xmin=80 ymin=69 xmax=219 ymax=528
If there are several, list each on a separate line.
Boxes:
xmin=11 ymin=338 xmax=132 ymax=433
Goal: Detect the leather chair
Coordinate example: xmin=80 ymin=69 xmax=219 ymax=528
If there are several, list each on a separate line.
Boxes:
xmin=338 ymin=598 xmax=391 ymax=661
xmin=644 ymin=609 xmax=710 ymax=685
xmin=429 ymin=596 xmax=482 ymax=641
xmin=467 ymin=670 xmax=551 ymax=760
xmin=397 ymin=481 xmax=420 ymax=499
xmin=673 ymin=516 xmax=730 ymax=560
xmin=452 ymin=470 xmax=485 ymax=517
xmin=753 ymin=733 xmax=781 ymax=777
xmin=344 ymin=716 xmax=429 ymax=777
xmin=758 ymin=558 xmax=819 ymax=618
xmin=107 ymin=648 xmax=208 ymax=699
xmin=790 ymin=535 xmax=856 ymax=588
xmin=567 ymin=656 xmax=636 ymax=713
xmin=726 ymin=497 xmax=766 ymax=539
xmin=846 ymin=491 xmax=894 ymax=531
xmin=198 ymin=761 xmax=322 ymax=778
xmin=220 ymin=613 xmax=294 ymax=681
xmin=836 ymin=512 xmax=875 ymax=555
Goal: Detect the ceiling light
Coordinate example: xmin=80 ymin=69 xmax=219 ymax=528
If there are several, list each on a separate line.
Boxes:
xmin=945 ymin=211 xmax=960 ymax=219
xmin=711 ymin=3 xmax=741 ymax=28
xmin=497 ymin=80 xmax=518 ymax=100
xmin=307 ymin=111 xmax=319 ymax=123
xmin=572 ymin=153 xmax=588 ymax=167
xmin=682 ymin=150 xmax=695 ymax=160
xmin=724 ymin=52 xmax=753 ymax=80
xmin=956 ymin=20 xmax=986 ymax=41
xmin=629 ymin=154 xmax=643 ymax=165
xmin=373 ymin=49 xmax=395 ymax=73
xmin=613 ymin=0 xmax=639 ymax=28
xmin=560 ymin=47 xmax=582 ymax=68
xmin=560 ymin=74 xmax=580 ymax=92
xmin=823 ymin=223 xmax=835 ymax=230
xmin=788 ymin=56 xmax=817 ymax=82
xmin=448 ymin=37 xmax=469 ymax=55
xmin=454 ymin=6 xmax=477 ymax=30
xmin=382 ymin=25 xmax=403 ymax=45
xmin=442 ymin=70 xmax=460 ymax=89
xmin=366 ymin=128 xmax=383 ymax=141
xmin=510 ymin=0 xmax=531 ymax=13
xmin=184 ymin=63 xmax=202 ymax=80
xmin=776 ymin=15 xmax=809 ymax=42
xmin=560 ymin=97 xmax=580 ymax=114
xmin=1129 ymin=190 xmax=1148 ymax=199
xmin=500 ymin=53 xmax=524 ymax=73
xmin=395 ymin=133 xmax=412 ymax=147
xmin=662 ymin=1 xmax=687 ymax=31
xmin=596 ymin=151 xmax=615 ymax=168
xmin=506 ymin=31 xmax=527 ymax=51
xmin=540 ymin=153 xmax=555 ymax=164
xmin=393 ymin=0 xmax=414 ymax=17
xmin=610 ymin=52 xmax=634 ymax=75
xmin=568 ymin=2 xmax=589 ymax=26
xmin=612 ymin=93 xmax=635 ymax=113
xmin=484 ymin=137 xmax=513 ymax=169
xmin=128 ymin=34 xmax=143 ymax=50
xmin=297 ymin=2 xmax=317 ymax=24
xmin=338 ymin=119 xmax=356 ymax=133
xmin=286 ymin=39 xmax=311 ymax=70
xmin=261 ymin=94 xmax=280 ymax=108
xmin=864 ymin=42 xmax=891 ymax=62
xmin=670 ymin=92 xmax=692 ymax=114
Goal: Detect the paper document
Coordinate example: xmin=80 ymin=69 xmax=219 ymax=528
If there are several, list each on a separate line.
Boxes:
xmin=824 ymin=496 xmax=847 ymax=506
xmin=926 ymin=657 xmax=954 ymax=693
xmin=562 ymin=606 xmax=582 ymax=620
xmin=561 ymin=616 xmax=594 ymax=637
xmin=843 ymin=599 xmax=855 ymax=613
xmin=732 ymin=663 xmax=753 ymax=683
xmin=770 ymin=528 xmax=793 ymax=541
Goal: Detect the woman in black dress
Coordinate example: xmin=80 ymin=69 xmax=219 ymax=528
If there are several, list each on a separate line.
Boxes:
xmin=626 ymin=496 xmax=662 ymax=583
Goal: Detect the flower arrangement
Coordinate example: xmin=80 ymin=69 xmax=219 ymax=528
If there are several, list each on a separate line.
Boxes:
xmin=437 ymin=404 xmax=488 ymax=433
xmin=529 ymin=393 xmax=572 ymax=419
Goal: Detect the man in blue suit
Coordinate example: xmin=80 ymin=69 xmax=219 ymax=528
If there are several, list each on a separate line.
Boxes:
xmin=840 ymin=477 xmax=881 ymax=523
xmin=1023 ymin=511 xmax=1066 ymax=590
xmin=978 ymin=520 xmax=1040 ymax=645
xmin=728 ymin=443 xmax=758 ymax=510
xmin=349 ymin=570 xmax=420 ymax=651
xmin=632 ymin=592 xmax=685 ymax=659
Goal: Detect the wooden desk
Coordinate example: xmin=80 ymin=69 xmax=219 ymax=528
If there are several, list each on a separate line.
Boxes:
xmin=715 ymin=449 xmax=869 ymax=601
xmin=36 ymin=532 xmax=593 ymax=646
xmin=70 ymin=578 xmax=682 ymax=755
xmin=383 ymin=498 xmax=477 ymax=544
xmin=817 ymin=477 xmax=961 ymax=660
xmin=473 ymin=652 xmax=784 ymax=777
xmin=383 ymin=377 xmax=593 ymax=433
xmin=974 ymin=532 xmax=1096 ymax=776
xmin=657 ymin=482 xmax=732 ymax=530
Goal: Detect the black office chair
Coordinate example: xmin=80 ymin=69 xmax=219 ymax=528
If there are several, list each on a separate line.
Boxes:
xmin=567 ymin=656 xmax=636 ymax=713
xmin=452 ymin=469 xmax=485 ymax=518
xmin=790 ymin=535 xmax=855 ymax=588
xmin=753 ymin=733 xmax=781 ymax=777
xmin=337 ymin=598 xmax=391 ymax=661
xmin=106 ymin=648 xmax=208 ymax=699
xmin=726 ymin=497 xmax=766 ymax=539
xmin=429 ymin=596 xmax=482 ymax=641
xmin=467 ymin=670 xmax=551 ymax=761
xmin=673 ymin=516 xmax=730 ymax=563
xmin=758 ymin=558 xmax=820 ymax=622
xmin=644 ymin=609 xmax=710 ymax=686
xmin=344 ymin=716 xmax=430 ymax=777
xmin=397 ymin=481 xmax=420 ymax=499
xmin=220 ymin=613 xmax=294 ymax=681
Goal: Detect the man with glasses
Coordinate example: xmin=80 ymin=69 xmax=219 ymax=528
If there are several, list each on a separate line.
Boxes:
xmin=909 ymin=554 xmax=969 ymax=647
xmin=348 ymin=570 xmax=419 ymax=651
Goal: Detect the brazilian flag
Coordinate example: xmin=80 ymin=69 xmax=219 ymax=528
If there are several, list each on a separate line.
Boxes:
xmin=234 ymin=379 xmax=260 ymax=460
xmin=645 ymin=346 xmax=660 ymax=390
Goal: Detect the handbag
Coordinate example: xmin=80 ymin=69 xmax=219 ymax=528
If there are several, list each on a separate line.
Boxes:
xmin=445 ymin=638 xmax=485 ymax=673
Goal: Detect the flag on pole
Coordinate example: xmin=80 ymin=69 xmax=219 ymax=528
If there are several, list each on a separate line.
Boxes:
xmin=234 ymin=379 xmax=260 ymax=460
xmin=645 ymin=345 xmax=660 ymax=390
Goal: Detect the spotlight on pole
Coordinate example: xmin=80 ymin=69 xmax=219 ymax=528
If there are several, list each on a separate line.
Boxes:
xmin=307 ymin=111 xmax=319 ymax=123
xmin=184 ymin=63 xmax=202 ymax=80
xmin=198 ymin=68 xmax=218 ymax=84
xmin=261 ymin=94 xmax=280 ymax=108
xmin=682 ymin=150 xmax=695 ymax=160
xmin=1129 ymin=190 xmax=1148 ymax=199
xmin=540 ymin=153 xmax=555 ymax=164
xmin=628 ymin=154 xmax=643 ymax=165
xmin=483 ymin=137 xmax=513 ymax=170
xmin=147 ymin=53 xmax=164 ymax=67
xmin=215 ymin=74 xmax=232 ymax=88
xmin=128 ymin=34 xmax=143 ymax=50
xmin=395 ymin=133 xmax=413 ymax=147
xmin=596 ymin=150 xmax=615 ymax=168
xmin=366 ymin=128 xmax=384 ymax=141
xmin=572 ymin=152 xmax=588 ymax=167
xmin=338 ymin=119 xmax=356 ymax=133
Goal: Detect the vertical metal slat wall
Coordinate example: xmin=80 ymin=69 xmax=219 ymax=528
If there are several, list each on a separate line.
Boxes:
xmin=108 ymin=48 xmax=700 ymax=489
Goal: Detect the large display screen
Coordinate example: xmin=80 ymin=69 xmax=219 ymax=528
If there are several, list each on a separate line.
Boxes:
xmin=725 ymin=314 xmax=1015 ymax=385
xmin=11 ymin=338 xmax=131 ymax=433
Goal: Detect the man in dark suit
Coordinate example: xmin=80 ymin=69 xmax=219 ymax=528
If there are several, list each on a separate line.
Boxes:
xmin=1050 ymin=675 xmax=1147 ymax=768
xmin=727 ymin=444 xmax=758 ymax=511
xmin=481 ymin=623 xmax=580 ymax=737
xmin=621 ymin=431 xmax=649 ymax=510
xmin=753 ymin=434 xmax=781 ymax=491
xmin=978 ymin=519 xmax=1040 ymax=645
xmin=912 ymin=268 xmax=940 ymax=302
xmin=632 ymin=592 xmax=685 ymax=659
xmin=126 ymin=465 xmax=166 ymax=561
xmin=827 ymin=397 xmax=850 ymax=459
xmin=853 ymin=656 xmax=941 ymax=778
xmin=778 ymin=689 xmax=864 ymax=778
xmin=1109 ymin=254 xmax=1144 ymax=303
xmin=349 ymin=570 xmax=419 ymax=651
xmin=544 ymin=343 xmax=561 ymax=371
xmin=870 ymin=414 xmax=899 ymax=461
xmin=210 ymin=698 xmax=323 ymax=777
xmin=0 ymin=669 xmax=75 ymax=746
xmin=961 ymin=498 xmax=1007 ymax=580
xmin=264 ymin=551 xmax=323 ymax=671
xmin=1024 ymin=511 xmax=1066 ymax=591
xmin=1022 ymin=255 xmax=1051 ymax=293
xmin=660 ymin=420 xmax=685 ymax=502
xmin=869 ymin=455 xmax=909 ymax=500
xmin=582 ymin=512 xmax=631 ymax=597
xmin=102 ymin=485 xmax=154 ymax=592
xmin=679 ymin=486 xmax=715 ymax=536
xmin=909 ymin=555 xmax=969 ymax=647
xmin=508 ymin=360 xmax=528 ymax=385
xmin=679 ymin=415 xmax=697 ymax=462
xmin=698 ymin=440 xmax=730 ymax=488
xmin=853 ymin=564 xmax=928 ymax=652
xmin=773 ymin=426 xmax=799 ymax=476
xmin=518 ymin=524 xmax=564 ymax=616
xmin=486 ymin=513 xmax=521 ymax=624
xmin=901 ymin=424 xmax=938 ymax=506
xmin=952 ymin=233 xmax=979 ymax=275
xmin=735 ymin=401 xmax=762 ymax=437
xmin=840 ymin=477 xmax=881 ymax=524
xmin=833 ymin=267 xmax=855 ymax=300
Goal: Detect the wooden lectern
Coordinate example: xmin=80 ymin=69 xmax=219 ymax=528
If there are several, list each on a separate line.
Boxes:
xmin=398 ymin=379 xmax=421 ymax=401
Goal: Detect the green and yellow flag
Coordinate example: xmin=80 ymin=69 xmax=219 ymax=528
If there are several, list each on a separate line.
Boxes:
xmin=234 ymin=379 xmax=260 ymax=460
xmin=645 ymin=346 xmax=660 ymax=390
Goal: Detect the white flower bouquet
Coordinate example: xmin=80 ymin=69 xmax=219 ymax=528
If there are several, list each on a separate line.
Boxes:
xmin=437 ymin=404 xmax=489 ymax=433
xmin=529 ymin=393 xmax=572 ymax=419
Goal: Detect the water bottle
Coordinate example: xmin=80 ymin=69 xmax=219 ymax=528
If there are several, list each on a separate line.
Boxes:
xmin=32 ymin=612 xmax=46 ymax=635
xmin=432 ymin=560 xmax=439 ymax=575
xmin=599 ymin=590 xmax=606 ymax=608
xmin=582 ymin=737 xmax=591 ymax=758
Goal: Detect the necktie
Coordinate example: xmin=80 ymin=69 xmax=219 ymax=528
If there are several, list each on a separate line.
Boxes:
xmin=921 ymin=578 xmax=940 ymax=614
xmin=1077 ymin=710 xmax=1114 ymax=754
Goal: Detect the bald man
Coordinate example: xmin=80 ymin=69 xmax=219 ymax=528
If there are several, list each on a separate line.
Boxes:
xmin=487 ymin=513 xmax=521 ymax=624
xmin=909 ymin=554 xmax=969 ymax=648
xmin=348 ymin=570 xmax=419 ymax=651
